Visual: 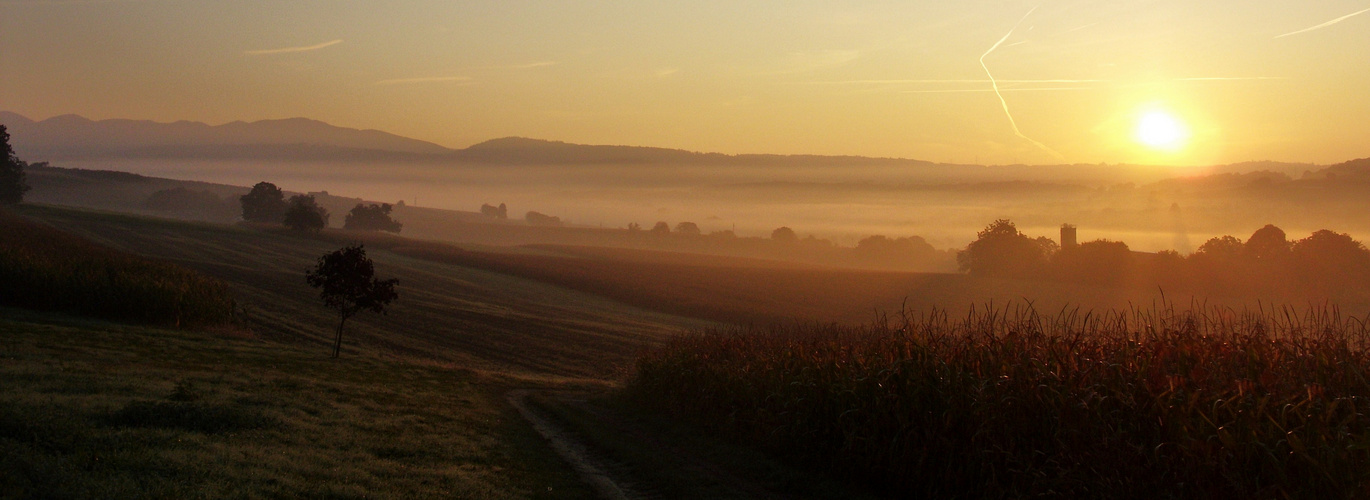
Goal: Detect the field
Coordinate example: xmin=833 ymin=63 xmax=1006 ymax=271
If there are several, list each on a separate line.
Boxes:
xmin=630 ymin=304 xmax=1370 ymax=498
xmin=13 ymin=204 xmax=703 ymax=379
xmin=3 ymin=204 xmax=901 ymax=497
xmin=0 ymin=308 xmax=594 ymax=498
xmin=10 ymin=203 xmax=1370 ymax=497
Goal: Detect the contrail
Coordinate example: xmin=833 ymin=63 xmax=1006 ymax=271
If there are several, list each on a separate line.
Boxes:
xmin=244 ymin=39 xmax=343 ymax=55
xmin=1276 ymin=6 xmax=1370 ymax=38
xmin=980 ymin=6 xmax=1064 ymax=160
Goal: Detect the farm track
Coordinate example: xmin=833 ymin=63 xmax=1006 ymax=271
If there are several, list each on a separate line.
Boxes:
xmin=509 ymin=390 xmax=791 ymax=500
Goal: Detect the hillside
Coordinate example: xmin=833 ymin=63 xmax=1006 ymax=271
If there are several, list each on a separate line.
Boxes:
xmin=13 ymin=204 xmax=701 ymax=378
xmin=0 ymin=112 xmax=452 ymax=160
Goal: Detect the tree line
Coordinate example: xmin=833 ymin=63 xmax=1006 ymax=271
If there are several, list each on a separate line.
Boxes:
xmin=239 ymin=181 xmax=402 ymax=234
xmin=958 ymin=219 xmax=1370 ymax=297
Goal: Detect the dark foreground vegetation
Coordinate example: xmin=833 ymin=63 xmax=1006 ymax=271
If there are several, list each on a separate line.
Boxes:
xmin=0 ymin=209 xmax=233 ymax=327
xmin=0 ymin=310 xmax=593 ymax=498
xmin=630 ymin=303 xmax=1370 ymax=498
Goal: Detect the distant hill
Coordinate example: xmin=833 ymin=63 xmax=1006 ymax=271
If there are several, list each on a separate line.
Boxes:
xmin=1 ymin=111 xmax=938 ymax=167
xmin=0 ymin=112 xmax=1350 ymax=176
xmin=1305 ymin=157 xmax=1370 ymax=180
xmin=0 ymin=112 xmax=454 ymax=160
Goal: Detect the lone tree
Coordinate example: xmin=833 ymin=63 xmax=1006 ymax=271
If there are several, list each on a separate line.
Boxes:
xmin=240 ymin=181 xmax=287 ymax=223
xmin=343 ymin=203 xmax=403 ymax=232
xmin=1 ymin=125 xmax=31 ymax=206
xmin=283 ymin=194 xmax=329 ymax=233
xmin=306 ymin=245 xmax=398 ymax=358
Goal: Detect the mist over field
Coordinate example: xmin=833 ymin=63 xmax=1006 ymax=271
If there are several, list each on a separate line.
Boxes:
xmin=44 ymin=154 xmax=1365 ymax=254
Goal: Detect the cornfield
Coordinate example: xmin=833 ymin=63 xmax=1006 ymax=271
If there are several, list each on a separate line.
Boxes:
xmin=0 ymin=210 xmax=234 ymax=328
xmin=629 ymin=301 xmax=1370 ymax=498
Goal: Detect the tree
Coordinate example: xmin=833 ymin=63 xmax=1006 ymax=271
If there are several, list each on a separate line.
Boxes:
xmin=480 ymin=203 xmax=508 ymax=219
xmin=1051 ymin=239 xmax=1132 ymax=285
xmin=283 ymin=194 xmax=329 ymax=233
xmin=344 ymin=203 xmax=403 ymax=232
xmin=674 ymin=221 xmax=701 ymax=236
xmin=957 ymin=219 xmax=1047 ymax=278
xmin=1194 ymin=235 xmax=1244 ymax=262
xmin=0 ymin=125 xmax=31 ymax=205
xmin=306 ymin=245 xmax=399 ymax=358
xmin=1245 ymin=224 xmax=1290 ymax=262
xmin=650 ymin=221 xmax=671 ymax=235
xmin=240 ymin=182 xmax=287 ymax=223
xmin=771 ymin=226 xmax=798 ymax=243
xmin=1291 ymin=230 xmax=1370 ymax=291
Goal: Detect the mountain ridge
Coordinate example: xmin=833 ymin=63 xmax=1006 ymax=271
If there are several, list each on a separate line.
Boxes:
xmin=1 ymin=112 xmax=1361 ymax=175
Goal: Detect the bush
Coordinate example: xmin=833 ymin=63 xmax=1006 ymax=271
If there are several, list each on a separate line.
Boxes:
xmin=344 ymin=203 xmax=402 ymax=232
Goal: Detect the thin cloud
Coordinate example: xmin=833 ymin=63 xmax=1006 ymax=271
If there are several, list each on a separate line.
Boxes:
xmin=1276 ymin=7 xmax=1370 ymax=38
xmin=245 ymin=39 xmax=343 ymax=56
xmin=787 ymin=79 xmax=1106 ymax=85
xmin=902 ymin=87 xmax=1096 ymax=94
xmin=761 ymin=49 xmax=862 ymax=75
xmin=1174 ymin=76 xmax=1289 ymax=81
xmin=507 ymin=61 xmax=557 ymax=69
xmin=374 ymin=76 xmax=474 ymax=86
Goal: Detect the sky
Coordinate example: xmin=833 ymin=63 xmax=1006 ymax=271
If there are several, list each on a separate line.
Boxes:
xmin=2 ymin=0 xmax=1368 ymax=165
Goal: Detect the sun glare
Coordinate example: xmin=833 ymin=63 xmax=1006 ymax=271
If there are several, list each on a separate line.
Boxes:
xmin=1135 ymin=110 xmax=1189 ymax=151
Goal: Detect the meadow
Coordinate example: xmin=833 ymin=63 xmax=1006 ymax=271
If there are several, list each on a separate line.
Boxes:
xmin=11 ymin=202 xmax=1370 ymax=497
xmin=629 ymin=303 xmax=1370 ymax=498
xmin=0 ymin=308 xmax=594 ymax=498
xmin=11 ymin=204 xmax=700 ymax=379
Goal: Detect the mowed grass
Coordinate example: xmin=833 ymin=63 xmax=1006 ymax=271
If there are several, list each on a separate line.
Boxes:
xmin=630 ymin=303 xmax=1370 ymax=498
xmin=0 ymin=308 xmax=595 ymax=498
xmin=14 ymin=204 xmax=704 ymax=379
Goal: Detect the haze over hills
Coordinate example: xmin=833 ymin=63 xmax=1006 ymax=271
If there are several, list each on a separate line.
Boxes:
xmin=7 ymin=111 xmax=1350 ymax=177
xmin=5 ymin=110 xmax=1364 ymax=183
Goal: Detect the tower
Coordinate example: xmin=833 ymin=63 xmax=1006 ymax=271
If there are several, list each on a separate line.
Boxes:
xmin=1060 ymin=223 xmax=1077 ymax=248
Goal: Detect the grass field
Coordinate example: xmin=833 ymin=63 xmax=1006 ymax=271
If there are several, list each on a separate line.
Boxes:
xmin=14 ymin=204 xmax=704 ymax=379
xmin=0 ymin=308 xmax=599 ymax=498
xmin=13 ymin=202 xmax=1370 ymax=497
xmin=328 ymin=234 xmax=1302 ymax=325
xmin=0 ymin=204 xmax=717 ymax=497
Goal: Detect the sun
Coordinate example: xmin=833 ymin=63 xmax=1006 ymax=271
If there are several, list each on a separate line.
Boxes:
xmin=1135 ymin=110 xmax=1189 ymax=151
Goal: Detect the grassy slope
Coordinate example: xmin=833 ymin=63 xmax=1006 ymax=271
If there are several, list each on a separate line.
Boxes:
xmin=11 ymin=203 xmax=1332 ymax=497
xmin=357 ymin=238 xmax=1274 ymax=325
xmin=0 ymin=204 xmax=713 ymax=498
xmin=15 ymin=204 xmax=705 ymax=379
xmin=0 ymin=308 xmax=595 ymax=498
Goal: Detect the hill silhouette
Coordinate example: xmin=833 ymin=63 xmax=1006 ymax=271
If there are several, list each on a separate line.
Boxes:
xmin=1 ymin=111 xmax=1355 ymax=178
xmin=0 ymin=112 xmax=452 ymax=160
xmin=0 ymin=111 xmax=940 ymax=167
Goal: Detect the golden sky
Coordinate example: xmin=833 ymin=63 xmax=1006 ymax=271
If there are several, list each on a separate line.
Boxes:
xmin=2 ymin=0 xmax=1368 ymax=165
